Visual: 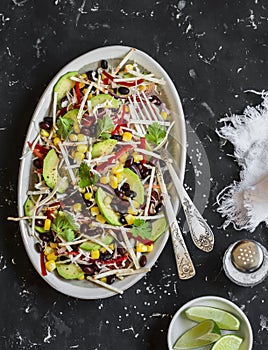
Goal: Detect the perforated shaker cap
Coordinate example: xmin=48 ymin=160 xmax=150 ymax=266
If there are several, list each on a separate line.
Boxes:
xmin=231 ymin=239 xmax=264 ymax=273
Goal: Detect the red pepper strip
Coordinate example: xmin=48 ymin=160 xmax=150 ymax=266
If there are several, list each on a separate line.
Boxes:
xmin=102 ymin=70 xmax=115 ymax=81
xmin=28 ymin=142 xmax=49 ymax=160
xmin=126 ymin=231 xmax=152 ymax=245
xmin=40 ymin=252 xmax=47 ymax=276
xmin=140 ymin=137 xmax=146 ymax=164
xmin=67 ymin=251 xmax=80 ymax=256
xmin=75 ymin=82 xmax=81 ymax=104
xmin=117 ymin=79 xmax=144 ymax=87
xmin=111 ymin=104 xmax=126 ymax=135
xmin=96 ymin=144 xmax=133 ymax=172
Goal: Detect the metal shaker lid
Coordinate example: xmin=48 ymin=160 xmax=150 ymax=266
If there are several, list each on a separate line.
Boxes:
xmin=231 ymin=239 xmax=264 ymax=273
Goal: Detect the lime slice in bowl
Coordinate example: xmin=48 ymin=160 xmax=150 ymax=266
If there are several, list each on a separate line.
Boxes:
xmin=211 ymin=334 xmax=243 ymax=350
xmin=173 ymin=320 xmax=221 ymax=349
xmin=185 ymin=306 xmax=240 ymax=330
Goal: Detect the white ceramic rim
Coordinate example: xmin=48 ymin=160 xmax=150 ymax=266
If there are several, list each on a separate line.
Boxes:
xmin=18 ymin=45 xmax=186 ymax=299
xmin=167 ymin=295 xmax=253 ymax=350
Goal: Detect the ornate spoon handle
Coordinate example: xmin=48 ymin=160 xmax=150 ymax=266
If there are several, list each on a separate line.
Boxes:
xmin=156 ymin=164 xmax=196 ymax=280
xmin=159 ymin=148 xmax=214 ymax=252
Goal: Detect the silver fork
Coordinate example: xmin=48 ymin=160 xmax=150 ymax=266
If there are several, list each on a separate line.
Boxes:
xmin=128 ymin=91 xmax=214 ymax=252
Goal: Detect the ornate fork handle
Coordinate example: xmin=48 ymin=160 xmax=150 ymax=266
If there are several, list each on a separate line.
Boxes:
xmin=159 ymin=148 xmax=214 ymax=252
xmin=155 ymin=163 xmax=195 ymax=280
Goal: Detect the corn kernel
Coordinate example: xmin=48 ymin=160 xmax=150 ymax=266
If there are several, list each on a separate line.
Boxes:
xmin=108 ymin=244 xmax=115 ymax=250
xmin=78 ymin=274 xmax=85 ymax=280
xmin=79 ymin=82 xmax=85 ymax=89
xmin=46 ymin=252 xmax=57 ymax=261
xmin=138 ymin=85 xmax=146 ymax=92
xmin=96 ymin=214 xmax=106 ymax=224
xmin=116 ymin=173 xmax=123 ymax=183
xmin=119 ymin=153 xmax=128 ymax=164
xmin=81 ymin=73 xmax=88 ymax=79
xmin=73 ymin=122 xmax=80 ymax=133
xmin=100 ymin=247 xmax=107 ymax=254
xmin=127 ymin=206 xmax=138 ymax=215
xmin=161 ymin=111 xmax=168 ymax=120
xmin=125 ymin=64 xmax=133 ymax=71
xmin=45 ymin=260 xmax=56 ymax=272
xmin=110 ymin=175 xmax=118 ymax=189
xmin=100 ymin=277 xmax=107 ymax=283
xmin=77 ymin=144 xmax=88 ymax=153
xmin=91 ymin=249 xmax=100 ymax=259
xmin=122 ymin=131 xmax=133 ymax=142
xmin=44 ymin=218 xmax=51 ymax=231
xmin=79 ymin=187 xmax=86 ymax=193
xmin=44 ymin=246 xmax=54 ymax=256
xmin=84 ymin=192 xmax=92 ymax=200
xmin=49 ymin=242 xmax=58 ymax=249
xmin=136 ymin=242 xmax=148 ymax=253
xmin=77 ymin=133 xmax=86 ymax=142
xmin=90 ymin=206 xmax=99 ymax=216
xmin=147 ymin=243 xmax=154 ymax=252
xmin=40 ymin=129 xmax=50 ymax=138
xmin=53 ymin=137 xmax=61 ymax=146
xmin=133 ymin=153 xmax=143 ymax=163
xmin=73 ymin=202 xmax=82 ymax=212
xmin=74 ymin=151 xmax=85 ymax=163
xmin=103 ymin=196 xmax=112 ymax=206
xmin=112 ymin=164 xmax=124 ymax=175
xmin=125 ymin=214 xmax=135 ymax=225
xmin=100 ymin=176 xmax=110 ymax=184
xmin=69 ymin=133 xmax=78 ymax=142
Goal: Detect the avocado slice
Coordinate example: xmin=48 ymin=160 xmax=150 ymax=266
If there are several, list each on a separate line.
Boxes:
xmin=42 ymin=149 xmax=68 ymax=194
xmin=23 ymin=197 xmax=48 ymax=233
xmin=57 ymin=263 xmax=84 ymax=280
xmin=91 ymin=139 xmax=117 ymax=159
xmin=121 ymin=168 xmax=144 ymax=205
xmin=80 ymin=235 xmax=114 ymax=251
xmin=95 ymin=187 xmax=121 ymax=226
xmin=149 ymin=216 xmax=167 ymax=241
xmin=90 ymin=93 xmax=120 ymax=109
xmin=54 ymin=71 xmax=78 ymax=103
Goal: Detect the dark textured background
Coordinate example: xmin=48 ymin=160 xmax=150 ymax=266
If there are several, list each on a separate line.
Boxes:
xmin=1 ymin=0 xmax=268 ymax=349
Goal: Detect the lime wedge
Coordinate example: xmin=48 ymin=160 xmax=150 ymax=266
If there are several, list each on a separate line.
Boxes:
xmin=173 ymin=320 xmax=221 ymax=349
xmin=185 ymin=306 xmax=240 ymax=330
xmin=211 ymin=334 xmax=243 ymax=350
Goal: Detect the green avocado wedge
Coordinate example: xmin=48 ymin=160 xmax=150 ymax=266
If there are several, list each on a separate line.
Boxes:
xmin=121 ymin=168 xmax=144 ymax=205
xmin=90 ymin=93 xmax=120 ymax=109
xmin=23 ymin=197 xmax=48 ymax=233
xmin=95 ymin=187 xmax=121 ymax=226
xmin=91 ymin=139 xmax=117 ymax=159
xmin=54 ymin=71 xmax=78 ymax=104
xmin=57 ymin=263 xmax=84 ymax=280
xmin=80 ymin=235 xmax=114 ymax=251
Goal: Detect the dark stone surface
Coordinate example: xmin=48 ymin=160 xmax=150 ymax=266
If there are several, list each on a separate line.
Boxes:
xmin=0 ymin=0 xmax=268 ymax=349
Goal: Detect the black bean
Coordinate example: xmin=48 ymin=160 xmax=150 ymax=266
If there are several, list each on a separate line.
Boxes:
xmin=118 ymin=86 xmax=130 ymax=95
xmin=155 ymin=202 xmax=163 ymax=214
xmin=139 ymin=254 xmax=147 ymax=267
xmin=39 ymin=233 xmax=50 ymax=242
xmin=141 ymin=170 xmax=150 ymax=179
xmin=86 ymin=70 xmax=98 ymax=81
xmin=100 ymin=251 xmax=113 ymax=261
xmin=80 ymin=126 xmax=92 ymax=136
xmin=34 ymin=242 xmax=43 ymax=253
xmin=101 ymin=59 xmax=108 ymax=69
xmin=35 ymin=219 xmax=44 ymax=227
xmin=33 ymin=158 xmax=42 ymax=169
xmin=44 ymin=116 xmax=53 ymax=124
xmin=115 ymin=189 xmax=124 ymax=200
xmin=118 ymin=247 xmax=126 ymax=256
xmin=39 ymin=121 xmax=51 ymax=131
xmin=149 ymin=95 xmax=162 ymax=106
xmin=111 ymin=134 xmax=123 ymax=141
xmin=125 ymin=190 xmax=136 ymax=199
xmin=119 ymin=216 xmax=127 ymax=225
xmin=151 ymin=190 xmax=159 ymax=200
xmin=106 ymin=274 xmax=116 ymax=285
xmin=122 ymin=182 xmax=130 ymax=191
xmin=125 ymin=156 xmax=134 ymax=168
xmin=82 ymin=266 xmax=95 ymax=276
xmin=80 ymin=223 xmax=89 ymax=234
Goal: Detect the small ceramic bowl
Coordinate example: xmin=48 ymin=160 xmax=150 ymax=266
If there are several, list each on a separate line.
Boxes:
xmin=167 ymin=296 xmax=253 ymax=350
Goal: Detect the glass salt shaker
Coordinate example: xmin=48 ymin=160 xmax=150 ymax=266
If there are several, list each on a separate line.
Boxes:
xmin=223 ymin=239 xmax=268 ymax=287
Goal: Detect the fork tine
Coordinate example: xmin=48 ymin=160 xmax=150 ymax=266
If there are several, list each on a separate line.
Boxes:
xmin=128 ymin=97 xmax=146 ymax=135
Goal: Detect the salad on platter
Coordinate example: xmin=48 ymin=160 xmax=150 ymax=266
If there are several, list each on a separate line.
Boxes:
xmin=16 ymin=48 xmax=180 ymax=295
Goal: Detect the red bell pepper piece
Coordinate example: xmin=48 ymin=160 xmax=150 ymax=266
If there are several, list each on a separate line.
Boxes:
xmin=75 ymin=82 xmax=81 ymax=105
xmin=96 ymin=144 xmax=133 ymax=172
xmin=111 ymin=105 xmax=126 ymax=135
xmin=40 ymin=252 xmax=47 ymax=276
xmin=102 ymin=70 xmax=115 ymax=82
xmin=28 ymin=142 xmax=49 ymax=160
xmin=117 ymin=79 xmax=144 ymax=87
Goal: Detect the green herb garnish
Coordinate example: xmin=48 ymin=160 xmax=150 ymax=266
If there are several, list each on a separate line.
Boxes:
xmin=56 ymin=116 xmax=74 ymax=139
xmin=97 ymin=115 xmax=114 ymax=140
xmin=131 ymin=219 xmax=151 ymax=240
xmin=78 ymin=162 xmax=99 ymax=188
xmin=145 ymin=122 xmax=166 ymax=145
xmin=51 ymin=211 xmax=78 ymax=241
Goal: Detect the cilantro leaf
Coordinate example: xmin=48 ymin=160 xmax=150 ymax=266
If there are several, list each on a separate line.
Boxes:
xmin=97 ymin=115 xmax=114 ymax=140
xmin=78 ymin=162 xmax=99 ymax=188
xmin=56 ymin=116 xmax=74 ymax=139
xmin=51 ymin=211 xmax=78 ymax=241
xmin=131 ymin=219 xmax=151 ymax=240
xmin=145 ymin=122 xmax=166 ymax=145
